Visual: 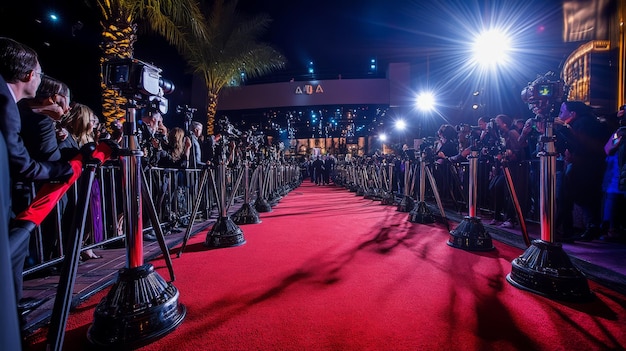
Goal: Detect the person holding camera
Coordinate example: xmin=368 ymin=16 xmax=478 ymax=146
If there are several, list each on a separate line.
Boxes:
xmin=487 ymin=114 xmax=525 ymax=228
xmin=554 ymin=101 xmax=611 ymax=242
xmin=139 ymin=107 xmax=167 ymax=167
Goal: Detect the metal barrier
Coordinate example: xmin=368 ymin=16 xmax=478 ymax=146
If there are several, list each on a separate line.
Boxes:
xmin=334 ymin=156 xmax=547 ymax=224
xmin=22 ymin=164 xmax=219 ymax=277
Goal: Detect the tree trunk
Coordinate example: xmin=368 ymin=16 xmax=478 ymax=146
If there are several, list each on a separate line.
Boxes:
xmin=99 ymin=19 xmax=137 ymax=128
xmin=206 ymin=92 xmax=219 ymax=136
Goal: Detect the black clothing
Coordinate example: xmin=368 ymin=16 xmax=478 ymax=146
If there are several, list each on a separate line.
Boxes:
xmin=555 ymin=114 xmax=611 ymax=234
xmin=0 ymin=89 xmax=72 ymax=183
xmin=0 ymin=76 xmax=22 ymax=350
xmin=312 ymin=158 xmax=324 ymax=185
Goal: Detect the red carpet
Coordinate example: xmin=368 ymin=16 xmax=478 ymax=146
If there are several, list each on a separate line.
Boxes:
xmin=26 ymin=182 xmax=626 ymax=350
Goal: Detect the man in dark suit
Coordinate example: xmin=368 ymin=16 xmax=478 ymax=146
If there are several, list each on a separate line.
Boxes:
xmin=0 ymin=37 xmax=73 ymax=322
xmin=0 ymin=73 xmax=22 ymax=351
xmin=189 ymin=121 xmax=204 ymax=168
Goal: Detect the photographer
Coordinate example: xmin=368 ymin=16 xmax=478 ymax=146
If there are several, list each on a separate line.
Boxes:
xmin=433 ymin=124 xmax=463 ymax=204
xmin=487 ymin=114 xmax=526 ymax=228
xmin=138 ymin=107 xmax=167 ymax=167
xmin=518 ymin=117 xmax=545 ymax=219
xmin=554 ymin=101 xmax=611 ymax=241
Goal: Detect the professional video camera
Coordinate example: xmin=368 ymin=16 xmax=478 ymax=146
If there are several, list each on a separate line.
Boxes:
xmin=103 ymin=58 xmax=175 ymax=114
xmin=520 ymin=71 xmax=567 ymax=118
xmin=416 ymin=136 xmax=438 ymax=162
xmin=216 ymin=116 xmax=242 ymax=139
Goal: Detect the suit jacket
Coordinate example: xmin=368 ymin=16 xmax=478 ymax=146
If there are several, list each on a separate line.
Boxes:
xmin=0 ymin=79 xmax=72 ymax=182
xmin=190 ymin=134 xmax=202 ymax=168
xmin=17 ymin=102 xmax=62 ymax=162
xmin=0 ymin=75 xmax=27 ymax=350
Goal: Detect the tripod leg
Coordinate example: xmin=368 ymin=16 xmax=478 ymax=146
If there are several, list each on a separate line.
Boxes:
xmin=177 ymin=167 xmax=210 ymax=257
xmin=141 ymin=169 xmax=175 ymax=281
xmin=225 ymin=166 xmax=245 ymax=212
xmin=425 ymin=166 xmax=449 ymax=230
xmin=503 ymin=165 xmax=531 ymax=247
xmin=47 ymin=165 xmax=96 ymax=351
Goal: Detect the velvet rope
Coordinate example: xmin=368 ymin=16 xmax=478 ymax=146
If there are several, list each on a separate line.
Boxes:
xmin=15 ymin=142 xmax=113 ymax=226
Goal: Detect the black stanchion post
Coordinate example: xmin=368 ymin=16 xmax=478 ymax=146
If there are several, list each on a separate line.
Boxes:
xmin=447 ymin=150 xmax=494 ymax=251
xmin=204 ymin=147 xmax=246 ymax=249
xmin=232 ymin=160 xmax=262 ymax=224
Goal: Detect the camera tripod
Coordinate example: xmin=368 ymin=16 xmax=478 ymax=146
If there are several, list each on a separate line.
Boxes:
xmin=178 ymin=137 xmax=247 ymax=257
xmin=396 ymin=160 xmax=415 ymax=212
xmin=408 ymin=152 xmax=448 ymax=229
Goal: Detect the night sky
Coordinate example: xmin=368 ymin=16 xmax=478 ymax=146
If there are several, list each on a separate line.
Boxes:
xmin=0 ymin=0 xmax=574 ymax=127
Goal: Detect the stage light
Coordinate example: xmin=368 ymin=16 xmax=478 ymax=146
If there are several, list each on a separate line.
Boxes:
xmin=379 ymin=133 xmax=387 ymax=142
xmin=49 ymin=13 xmax=59 ymax=22
xmin=416 ymin=92 xmax=436 ymax=111
xmin=472 ymin=103 xmax=480 ymax=110
xmin=471 ymin=29 xmax=511 ymax=69
xmin=395 ymin=119 xmax=407 ymax=130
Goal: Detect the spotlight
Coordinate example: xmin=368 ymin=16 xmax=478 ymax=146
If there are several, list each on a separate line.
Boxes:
xmin=471 ymin=29 xmax=512 ymax=69
xmin=379 ymin=133 xmax=387 ymax=142
xmin=416 ymin=92 xmax=435 ymax=111
xmin=395 ymin=119 xmax=407 ymax=130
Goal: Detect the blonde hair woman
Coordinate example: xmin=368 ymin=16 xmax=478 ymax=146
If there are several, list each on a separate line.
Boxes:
xmin=58 ymin=103 xmax=103 ymax=260
xmin=61 ymin=103 xmax=97 ymax=147
xmin=157 ymin=127 xmax=191 ymax=168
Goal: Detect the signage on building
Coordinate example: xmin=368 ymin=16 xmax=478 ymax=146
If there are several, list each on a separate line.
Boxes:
xmin=295 ymin=84 xmax=324 ymax=95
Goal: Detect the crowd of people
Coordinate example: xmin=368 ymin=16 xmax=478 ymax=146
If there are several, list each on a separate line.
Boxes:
xmin=419 ymin=104 xmax=623 ymax=243
xmin=2 ymin=34 xmax=626 ymax=349
xmin=0 ymin=37 xmax=221 ymax=346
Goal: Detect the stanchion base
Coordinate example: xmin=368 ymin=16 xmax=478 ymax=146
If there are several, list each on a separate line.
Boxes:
xmin=447 ymin=216 xmax=494 ymax=251
xmin=408 ymin=201 xmax=434 ymax=223
xmin=232 ymin=203 xmax=262 ymax=225
xmin=87 ymin=264 xmax=186 ymax=349
xmin=268 ymin=192 xmax=282 ymax=206
xmin=356 ymin=186 xmax=365 ymax=196
xmin=380 ymin=191 xmax=397 ymax=205
xmin=205 ymin=216 xmax=246 ymax=249
xmin=506 ymin=239 xmax=593 ymax=302
xmin=396 ymin=195 xmax=415 ymax=212
xmin=254 ymin=198 xmax=272 ymax=213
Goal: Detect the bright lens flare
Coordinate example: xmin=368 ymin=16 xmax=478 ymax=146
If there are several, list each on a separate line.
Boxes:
xmin=416 ymin=92 xmax=436 ymax=111
xmin=395 ymin=119 xmax=407 ymax=130
xmin=379 ymin=133 xmax=387 ymax=142
xmin=472 ymin=30 xmax=511 ymax=68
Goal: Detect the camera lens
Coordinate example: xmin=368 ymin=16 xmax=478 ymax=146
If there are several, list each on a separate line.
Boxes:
xmin=159 ymin=78 xmax=175 ymax=95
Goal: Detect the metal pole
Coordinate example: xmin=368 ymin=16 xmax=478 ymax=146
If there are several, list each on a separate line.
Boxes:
xmin=121 ymin=105 xmax=144 ymax=268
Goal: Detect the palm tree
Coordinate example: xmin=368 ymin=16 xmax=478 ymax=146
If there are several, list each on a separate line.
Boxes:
xmin=180 ymin=0 xmax=286 ymax=135
xmin=94 ymin=0 xmax=207 ymax=125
